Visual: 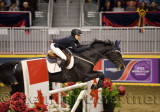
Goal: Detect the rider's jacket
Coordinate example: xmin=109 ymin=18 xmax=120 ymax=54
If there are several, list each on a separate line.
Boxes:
xmin=53 ymin=35 xmax=87 ymax=53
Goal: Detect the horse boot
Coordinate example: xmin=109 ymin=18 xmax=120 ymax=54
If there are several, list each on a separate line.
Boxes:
xmin=60 ymin=59 xmax=69 ymax=82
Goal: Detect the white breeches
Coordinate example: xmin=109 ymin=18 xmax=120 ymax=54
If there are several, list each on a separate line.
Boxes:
xmin=50 ymin=43 xmax=67 ymax=60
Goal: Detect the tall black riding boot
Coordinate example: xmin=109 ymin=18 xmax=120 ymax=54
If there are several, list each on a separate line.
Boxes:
xmin=60 ymin=59 xmax=68 ymax=82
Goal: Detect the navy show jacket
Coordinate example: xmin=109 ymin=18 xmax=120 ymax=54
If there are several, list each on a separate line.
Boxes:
xmin=53 ymin=35 xmax=87 ymax=53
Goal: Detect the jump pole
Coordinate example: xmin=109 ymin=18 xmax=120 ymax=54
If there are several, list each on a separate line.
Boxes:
xmin=49 ymin=82 xmax=88 ymax=95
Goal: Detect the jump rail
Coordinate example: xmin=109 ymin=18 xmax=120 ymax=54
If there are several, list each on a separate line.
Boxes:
xmin=21 ymin=58 xmax=103 ymax=112
xmin=49 ymin=83 xmax=88 ymax=95
xmin=49 ymin=82 xmax=89 ymax=112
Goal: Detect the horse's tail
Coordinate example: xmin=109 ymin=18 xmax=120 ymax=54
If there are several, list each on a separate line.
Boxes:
xmin=0 ymin=61 xmax=19 ymax=86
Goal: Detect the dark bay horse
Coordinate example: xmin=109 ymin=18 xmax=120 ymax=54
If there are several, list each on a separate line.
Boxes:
xmin=0 ymin=40 xmax=125 ymax=94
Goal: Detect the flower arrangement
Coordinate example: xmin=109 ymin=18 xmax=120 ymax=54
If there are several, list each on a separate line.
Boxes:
xmin=0 ymin=91 xmax=48 ymax=112
xmin=102 ymin=78 xmax=125 ymax=112
xmin=63 ymin=79 xmax=125 ymax=112
xmin=63 ymin=82 xmax=83 ymax=112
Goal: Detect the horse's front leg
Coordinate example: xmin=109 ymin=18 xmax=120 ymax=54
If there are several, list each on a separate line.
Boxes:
xmin=83 ymin=71 xmax=104 ymax=89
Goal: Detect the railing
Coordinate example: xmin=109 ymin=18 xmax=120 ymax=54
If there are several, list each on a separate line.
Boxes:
xmin=48 ymin=0 xmax=53 ymax=27
xmin=0 ymin=27 xmax=160 ymax=54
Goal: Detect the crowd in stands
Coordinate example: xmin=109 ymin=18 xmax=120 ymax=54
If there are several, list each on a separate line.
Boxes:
xmin=0 ymin=0 xmax=37 ymax=24
xmin=98 ymin=0 xmax=160 ymax=12
xmin=0 ymin=0 xmax=37 ymax=11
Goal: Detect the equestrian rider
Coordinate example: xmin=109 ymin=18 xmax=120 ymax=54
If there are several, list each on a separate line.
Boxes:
xmin=50 ymin=29 xmax=90 ymax=81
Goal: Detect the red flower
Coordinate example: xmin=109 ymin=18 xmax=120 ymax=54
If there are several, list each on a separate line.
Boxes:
xmin=11 ymin=100 xmax=27 ymax=112
xmin=103 ymin=78 xmax=113 ymax=91
xmin=25 ymin=108 xmax=37 ymax=112
xmin=118 ymin=85 xmax=125 ymax=96
xmin=65 ymin=82 xmax=76 ymax=87
xmin=10 ymin=92 xmax=28 ymax=112
xmin=10 ymin=92 xmax=26 ymax=104
xmin=0 ymin=101 xmax=10 ymax=112
xmin=35 ymin=104 xmax=48 ymax=111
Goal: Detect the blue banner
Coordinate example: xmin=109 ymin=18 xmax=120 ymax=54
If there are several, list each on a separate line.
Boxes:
xmin=102 ymin=12 xmax=139 ymax=27
xmin=102 ymin=11 xmax=160 ymax=27
xmin=145 ymin=11 xmax=160 ymax=26
xmin=0 ymin=12 xmax=30 ymax=27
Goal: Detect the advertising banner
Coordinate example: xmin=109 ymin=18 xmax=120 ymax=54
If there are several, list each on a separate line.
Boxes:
xmin=103 ymin=59 xmax=159 ymax=83
xmin=0 ymin=57 xmax=159 ymax=83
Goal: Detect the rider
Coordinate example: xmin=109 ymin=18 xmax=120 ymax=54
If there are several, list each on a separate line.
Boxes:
xmin=50 ymin=29 xmax=89 ymax=81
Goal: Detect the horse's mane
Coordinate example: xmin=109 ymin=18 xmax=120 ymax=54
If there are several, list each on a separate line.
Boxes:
xmin=90 ymin=39 xmax=113 ymax=47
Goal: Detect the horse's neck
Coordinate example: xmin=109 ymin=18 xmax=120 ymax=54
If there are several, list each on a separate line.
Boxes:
xmin=78 ymin=47 xmax=111 ymax=64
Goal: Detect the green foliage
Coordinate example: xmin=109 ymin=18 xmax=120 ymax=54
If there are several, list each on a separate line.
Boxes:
xmin=63 ymin=87 xmax=84 ymax=112
xmin=102 ymin=85 xmax=121 ymax=111
xmin=63 ymin=82 xmax=125 ymax=112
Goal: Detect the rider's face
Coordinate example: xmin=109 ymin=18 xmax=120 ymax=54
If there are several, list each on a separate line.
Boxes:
xmin=75 ymin=35 xmax=80 ymax=40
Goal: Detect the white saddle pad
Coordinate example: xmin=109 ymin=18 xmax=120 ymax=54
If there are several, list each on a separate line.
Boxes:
xmin=46 ymin=56 xmax=74 ymax=73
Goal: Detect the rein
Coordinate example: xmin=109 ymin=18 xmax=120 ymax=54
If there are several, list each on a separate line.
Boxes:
xmin=91 ymin=49 xmax=109 ymax=59
xmin=73 ymin=46 xmax=122 ymax=66
xmin=73 ymin=55 xmax=95 ymax=65
xmin=73 ymin=49 xmax=111 ymax=66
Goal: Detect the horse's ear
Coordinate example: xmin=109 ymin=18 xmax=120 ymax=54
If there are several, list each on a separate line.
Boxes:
xmin=118 ymin=40 xmax=121 ymax=46
xmin=115 ymin=40 xmax=121 ymax=48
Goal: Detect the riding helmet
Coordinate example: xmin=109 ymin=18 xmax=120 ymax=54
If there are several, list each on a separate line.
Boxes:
xmin=71 ymin=29 xmax=82 ymax=36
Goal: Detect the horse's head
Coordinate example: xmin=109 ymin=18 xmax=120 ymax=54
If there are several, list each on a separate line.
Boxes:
xmin=105 ymin=40 xmax=125 ymax=71
xmin=90 ymin=40 xmax=125 ymax=71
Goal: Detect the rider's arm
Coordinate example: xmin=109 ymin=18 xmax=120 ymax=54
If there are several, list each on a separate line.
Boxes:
xmin=75 ymin=40 xmax=82 ymax=47
xmin=71 ymin=42 xmax=87 ymax=53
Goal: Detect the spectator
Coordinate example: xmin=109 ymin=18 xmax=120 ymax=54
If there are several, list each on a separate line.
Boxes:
xmin=114 ymin=0 xmax=125 ymax=6
xmin=9 ymin=2 xmax=19 ymax=11
xmin=113 ymin=0 xmax=124 ymax=11
xmin=139 ymin=0 xmax=150 ymax=6
xmin=99 ymin=0 xmax=105 ymax=11
xmin=149 ymin=1 xmax=159 ymax=11
xmin=19 ymin=0 xmax=37 ymax=11
xmin=99 ymin=0 xmax=114 ymax=11
xmin=149 ymin=0 xmax=160 ymax=6
xmin=103 ymin=1 xmax=113 ymax=11
xmin=0 ymin=0 xmax=11 ymax=7
xmin=126 ymin=0 xmax=137 ymax=11
xmin=11 ymin=0 xmax=19 ymax=7
xmin=137 ymin=1 xmax=148 ymax=11
xmin=20 ymin=2 xmax=35 ymax=24
xmin=0 ymin=1 xmax=8 ymax=11
xmin=125 ymin=0 xmax=138 ymax=8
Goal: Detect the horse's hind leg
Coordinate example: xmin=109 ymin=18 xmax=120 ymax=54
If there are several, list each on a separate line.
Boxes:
xmin=49 ymin=81 xmax=53 ymax=99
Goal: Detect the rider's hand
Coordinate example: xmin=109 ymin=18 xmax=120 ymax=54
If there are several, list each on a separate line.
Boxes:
xmin=86 ymin=45 xmax=92 ymax=50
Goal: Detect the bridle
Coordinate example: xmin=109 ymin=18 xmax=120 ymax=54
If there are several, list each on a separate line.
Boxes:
xmin=91 ymin=48 xmax=122 ymax=65
xmin=74 ymin=47 xmax=122 ymax=66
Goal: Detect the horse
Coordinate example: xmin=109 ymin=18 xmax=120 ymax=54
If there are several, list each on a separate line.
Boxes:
xmin=0 ymin=40 xmax=125 ymax=94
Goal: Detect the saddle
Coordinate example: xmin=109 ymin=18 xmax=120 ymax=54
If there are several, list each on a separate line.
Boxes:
xmin=47 ymin=50 xmax=71 ymax=67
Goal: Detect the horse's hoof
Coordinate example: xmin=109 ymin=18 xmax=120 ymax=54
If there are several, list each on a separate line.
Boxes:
xmin=91 ymin=84 xmax=97 ymax=89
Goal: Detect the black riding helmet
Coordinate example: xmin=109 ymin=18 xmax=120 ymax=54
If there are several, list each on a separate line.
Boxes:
xmin=71 ymin=29 xmax=82 ymax=37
